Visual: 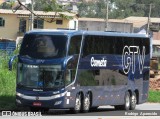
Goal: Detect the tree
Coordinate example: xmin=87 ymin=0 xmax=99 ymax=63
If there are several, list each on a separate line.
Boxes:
xmin=12 ymin=0 xmax=74 ymax=23
xmin=78 ymin=0 xmax=111 ymax=18
xmin=0 ymin=0 xmax=16 ymax=9
xmin=78 ymin=0 xmax=160 ymax=19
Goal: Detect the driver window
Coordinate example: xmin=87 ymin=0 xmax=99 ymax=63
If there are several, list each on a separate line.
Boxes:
xmin=65 ymin=70 xmax=72 ymax=86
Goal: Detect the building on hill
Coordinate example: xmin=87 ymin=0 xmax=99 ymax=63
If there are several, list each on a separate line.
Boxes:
xmin=78 ymin=16 xmax=160 ymax=39
xmin=0 ymin=9 xmax=78 ymax=41
xmin=78 ymin=17 xmax=134 ymax=32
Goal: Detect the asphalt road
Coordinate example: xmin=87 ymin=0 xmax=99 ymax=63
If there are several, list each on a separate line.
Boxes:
xmin=45 ymin=103 xmax=160 ymax=116
xmin=0 ymin=103 xmax=160 ymax=117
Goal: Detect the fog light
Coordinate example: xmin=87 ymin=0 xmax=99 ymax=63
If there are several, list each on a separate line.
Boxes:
xmin=54 ymin=101 xmax=62 ymax=105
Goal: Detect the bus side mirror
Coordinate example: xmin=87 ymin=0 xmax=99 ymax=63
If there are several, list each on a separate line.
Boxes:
xmin=9 ymin=55 xmax=18 ymax=71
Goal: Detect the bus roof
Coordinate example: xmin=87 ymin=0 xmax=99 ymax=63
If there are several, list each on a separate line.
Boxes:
xmin=26 ymin=29 xmax=149 ymax=38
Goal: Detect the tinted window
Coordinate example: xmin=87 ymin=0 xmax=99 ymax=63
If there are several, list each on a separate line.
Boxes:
xmin=78 ymin=69 xmax=127 ymax=86
xmin=68 ymin=35 xmax=82 ymax=55
xmin=114 ymin=37 xmax=124 ymax=55
xmin=134 ymin=37 xmax=150 ymax=55
xmin=83 ymin=35 xmax=115 ymax=57
xmin=79 ymin=70 xmax=98 ymax=86
xmin=143 ymin=38 xmax=150 ymax=55
xmin=20 ymin=34 xmax=67 ymax=59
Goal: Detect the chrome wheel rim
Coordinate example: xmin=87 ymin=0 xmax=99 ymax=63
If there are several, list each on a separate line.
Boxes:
xmin=75 ymin=95 xmax=81 ymax=111
xmin=126 ymin=95 xmax=130 ymax=108
xmin=131 ymin=94 xmax=136 ymax=107
xmin=84 ymin=95 xmax=90 ymax=110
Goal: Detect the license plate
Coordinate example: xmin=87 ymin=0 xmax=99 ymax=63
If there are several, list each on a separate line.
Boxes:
xmin=33 ymin=102 xmax=41 ymax=106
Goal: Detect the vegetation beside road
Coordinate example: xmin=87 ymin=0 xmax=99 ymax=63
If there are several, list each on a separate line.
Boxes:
xmin=0 ymin=51 xmax=17 ymax=110
xmin=148 ymin=90 xmax=160 ymax=103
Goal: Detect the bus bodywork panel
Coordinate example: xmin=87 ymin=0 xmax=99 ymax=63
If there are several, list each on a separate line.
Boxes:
xmin=15 ymin=30 xmax=150 ymax=109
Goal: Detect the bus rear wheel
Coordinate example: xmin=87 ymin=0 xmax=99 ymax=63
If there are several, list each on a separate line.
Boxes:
xmin=115 ymin=92 xmax=131 ymax=110
xmin=82 ymin=93 xmax=91 ymax=112
xmin=130 ymin=92 xmax=137 ymax=110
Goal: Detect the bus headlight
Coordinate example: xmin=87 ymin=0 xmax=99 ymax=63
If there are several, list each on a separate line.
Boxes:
xmin=16 ymin=92 xmax=22 ymax=97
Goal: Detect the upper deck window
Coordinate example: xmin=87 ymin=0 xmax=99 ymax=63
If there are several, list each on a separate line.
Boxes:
xmin=20 ymin=34 xmax=67 ymax=59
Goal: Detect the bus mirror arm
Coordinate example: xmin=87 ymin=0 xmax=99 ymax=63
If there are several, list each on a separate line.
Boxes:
xmin=8 ymin=55 xmax=18 ymax=71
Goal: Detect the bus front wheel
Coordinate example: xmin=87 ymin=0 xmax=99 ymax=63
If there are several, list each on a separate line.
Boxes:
xmin=123 ymin=92 xmax=131 ymax=110
xmin=73 ymin=93 xmax=82 ymax=113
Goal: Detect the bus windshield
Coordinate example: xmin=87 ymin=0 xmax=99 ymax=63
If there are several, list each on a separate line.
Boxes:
xmin=20 ymin=34 xmax=67 ymax=59
xmin=17 ymin=63 xmax=64 ymax=90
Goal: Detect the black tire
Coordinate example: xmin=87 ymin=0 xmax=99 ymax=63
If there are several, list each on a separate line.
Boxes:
xmin=123 ymin=92 xmax=131 ymax=110
xmin=130 ymin=92 xmax=137 ymax=110
xmin=82 ymin=93 xmax=91 ymax=113
xmin=72 ymin=93 xmax=82 ymax=113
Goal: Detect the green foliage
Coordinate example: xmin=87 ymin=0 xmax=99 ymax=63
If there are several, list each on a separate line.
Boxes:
xmin=78 ymin=0 xmax=107 ymax=18
xmin=0 ymin=0 xmax=16 ymax=9
xmin=0 ymin=50 xmax=17 ymax=110
xmin=32 ymin=0 xmax=63 ymax=12
xmin=148 ymin=90 xmax=160 ymax=103
xmin=78 ymin=0 xmax=160 ymax=19
xmin=0 ymin=2 xmax=12 ymax=9
xmin=28 ymin=0 xmax=74 ymax=20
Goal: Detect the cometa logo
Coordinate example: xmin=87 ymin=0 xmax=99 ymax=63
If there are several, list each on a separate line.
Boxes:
xmin=91 ymin=57 xmax=107 ymax=67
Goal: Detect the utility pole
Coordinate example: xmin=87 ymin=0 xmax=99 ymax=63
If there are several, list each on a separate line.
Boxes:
xmin=146 ymin=4 xmax=152 ymax=35
xmin=30 ymin=0 xmax=34 ymax=30
xmin=105 ymin=0 xmax=109 ymax=31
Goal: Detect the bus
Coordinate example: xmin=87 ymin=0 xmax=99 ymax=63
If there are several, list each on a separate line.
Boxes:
xmin=9 ymin=30 xmax=150 ymax=113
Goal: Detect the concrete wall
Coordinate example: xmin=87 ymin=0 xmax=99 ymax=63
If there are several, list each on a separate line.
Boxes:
xmin=79 ymin=21 xmax=105 ymax=31
xmin=0 ymin=14 xmax=19 ymax=40
xmin=108 ymin=22 xmax=133 ymax=33
xmin=78 ymin=21 xmax=133 ymax=32
xmin=153 ymin=32 xmax=160 ymax=40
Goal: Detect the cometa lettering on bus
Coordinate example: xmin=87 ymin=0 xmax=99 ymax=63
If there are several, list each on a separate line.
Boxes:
xmin=90 ymin=57 xmax=107 ymax=67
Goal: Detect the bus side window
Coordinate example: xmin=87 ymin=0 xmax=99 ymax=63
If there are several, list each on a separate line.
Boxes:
xmin=65 ymin=70 xmax=71 ymax=86
xmin=65 ymin=69 xmax=76 ymax=86
xmin=68 ymin=35 xmax=82 ymax=55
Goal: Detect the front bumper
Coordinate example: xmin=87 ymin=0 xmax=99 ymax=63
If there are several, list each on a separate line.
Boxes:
xmin=16 ymin=92 xmax=67 ymax=109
